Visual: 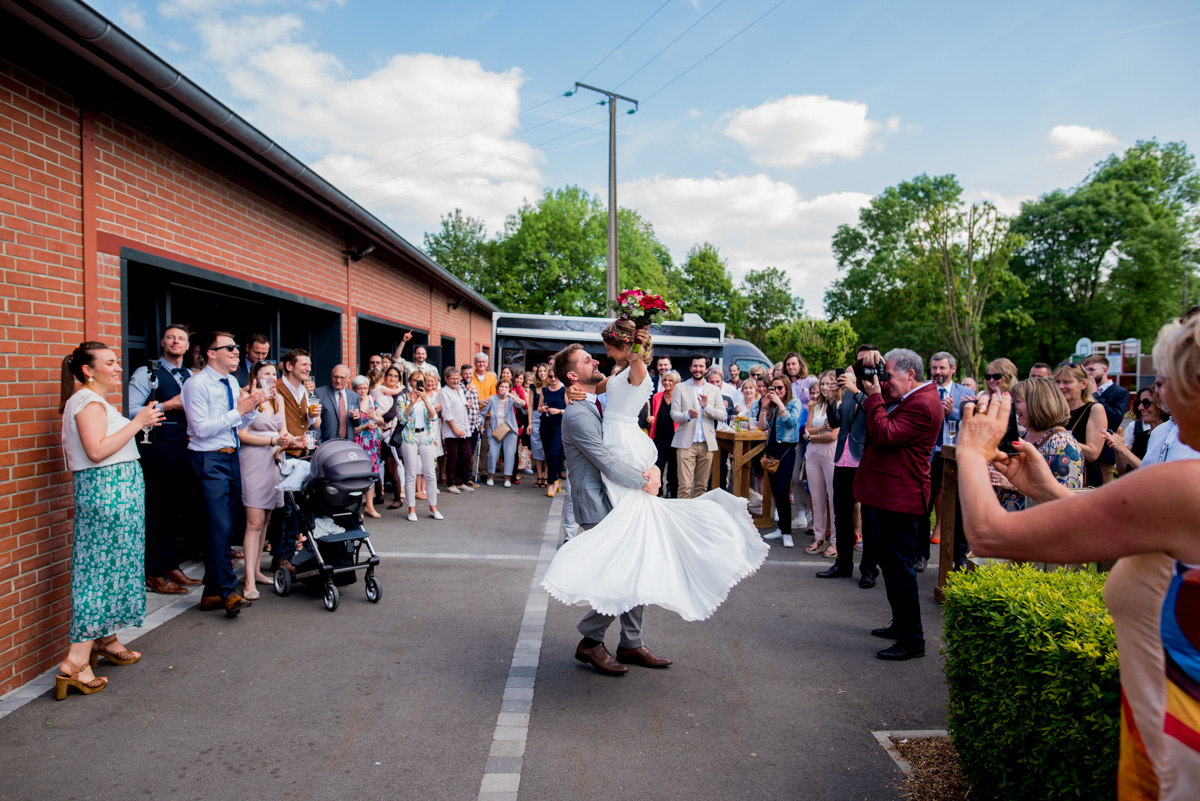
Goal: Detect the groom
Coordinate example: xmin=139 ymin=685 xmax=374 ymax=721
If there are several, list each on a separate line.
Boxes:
xmin=553 ymin=343 xmax=673 ymax=676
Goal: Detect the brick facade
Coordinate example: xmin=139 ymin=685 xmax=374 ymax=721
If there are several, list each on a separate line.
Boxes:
xmin=0 ymin=35 xmax=494 ymax=693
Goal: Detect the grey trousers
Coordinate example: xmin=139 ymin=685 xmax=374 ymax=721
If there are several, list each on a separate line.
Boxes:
xmin=573 ymin=523 xmax=644 ymax=648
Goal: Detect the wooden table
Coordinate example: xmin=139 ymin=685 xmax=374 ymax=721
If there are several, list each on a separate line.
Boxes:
xmin=709 ymin=429 xmax=773 ymax=528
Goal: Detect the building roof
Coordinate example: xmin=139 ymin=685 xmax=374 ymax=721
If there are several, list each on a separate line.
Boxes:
xmin=1 ymin=0 xmax=498 ymax=314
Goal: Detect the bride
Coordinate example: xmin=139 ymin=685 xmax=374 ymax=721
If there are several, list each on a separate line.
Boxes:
xmin=541 ymin=318 xmax=768 ymax=622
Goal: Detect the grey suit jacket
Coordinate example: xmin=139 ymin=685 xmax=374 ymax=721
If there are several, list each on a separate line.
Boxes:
xmin=314 ymin=384 xmax=353 ymax=443
xmin=561 ymin=401 xmax=649 ymax=526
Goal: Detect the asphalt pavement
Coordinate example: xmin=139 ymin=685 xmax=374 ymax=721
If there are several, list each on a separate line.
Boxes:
xmin=0 ymin=476 xmax=947 ymax=801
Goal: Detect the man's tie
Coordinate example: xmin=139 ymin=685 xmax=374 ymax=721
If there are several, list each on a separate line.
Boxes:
xmin=338 ymin=390 xmax=348 ymax=439
xmin=172 ymin=367 xmax=190 ymax=385
xmin=595 ymin=398 xmax=604 ymax=419
xmin=936 ymin=387 xmax=947 ymax=448
xmin=223 ymin=376 xmax=239 ymax=450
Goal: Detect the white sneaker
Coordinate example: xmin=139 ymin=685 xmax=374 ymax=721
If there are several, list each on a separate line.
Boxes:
xmin=791 ymin=516 xmax=805 ymax=530
xmin=504 ymin=480 xmax=512 ymax=488
xmin=486 ymin=478 xmax=494 ymax=486
xmin=463 ymin=485 xmax=475 ymax=492
xmin=446 ymin=486 xmax=461 ymax=494
xmin=430 ymin=510 xmax=444 ymax=520
xmin=782 ymin=534 xmax=795 ymax=548
xmin=763 ymin=529 xmax=783 ymax=540
xmin=772 ymin=508 xmax=779 ymax=522
xmin=407 ymin=512 xmax=418 ymax=522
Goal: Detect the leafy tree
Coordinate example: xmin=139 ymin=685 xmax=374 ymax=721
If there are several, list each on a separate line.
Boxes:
xmin=739 ymin=267 xmax=803 ymax=348
xmin=423 ymin=208 xmax=501 ymax=295
xmin=614 ymin=207 xmax=672 ymax=301
xmin=669 ymin=242 xmax=746 ymax=334
xmin=825 ymin=174 xmax=1027 ymax=377
xmin=763 ymin=318 xmax=858 ymax=373
xmin=991 ymin=140 xmax=1200 ymax=368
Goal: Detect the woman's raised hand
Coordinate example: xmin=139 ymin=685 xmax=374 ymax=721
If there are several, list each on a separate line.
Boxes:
xmin=133 ymin=402 xmax=166 ymax=430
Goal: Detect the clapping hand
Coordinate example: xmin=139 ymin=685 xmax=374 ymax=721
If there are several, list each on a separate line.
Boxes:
xmin=237 ymin=387 xmax=267 ymax=415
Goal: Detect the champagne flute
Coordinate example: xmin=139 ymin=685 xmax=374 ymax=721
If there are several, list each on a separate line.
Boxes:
xmin=140 ymin=401 xmax=157 ymax=444
xmin=947 ymin=420 xmax=958 ymax=443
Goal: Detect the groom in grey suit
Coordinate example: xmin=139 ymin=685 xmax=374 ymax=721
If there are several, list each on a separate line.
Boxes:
xmin=553 ymin=343 xmax=673 ymax=676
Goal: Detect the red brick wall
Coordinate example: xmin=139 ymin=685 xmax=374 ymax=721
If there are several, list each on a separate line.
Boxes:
xmin=0 ymin=55 xmax=493 ymax=694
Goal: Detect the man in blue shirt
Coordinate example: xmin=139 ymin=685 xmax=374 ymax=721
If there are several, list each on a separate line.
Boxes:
xmin=181 ymin=331 xmax=266 ymax=617
xmin=916 ymin=351 xmax=974 ymax=572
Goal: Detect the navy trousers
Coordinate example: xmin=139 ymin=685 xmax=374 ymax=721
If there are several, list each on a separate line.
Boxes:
xmin=864 ymin=505 xmax=924 ymax=646
xmin=189 ymin=450 xmax=242 ymax=598
xmin=139 ymin=438 xmax=191 ymax=576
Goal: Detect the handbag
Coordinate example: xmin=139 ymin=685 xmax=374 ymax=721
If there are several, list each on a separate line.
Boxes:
xmin=761 ymin=455 xmax=781 ymax=473
xmin=518 ymin=444 xmax=532 ymax=472
xmin=492 ymin=421 xmax=512 ymax=440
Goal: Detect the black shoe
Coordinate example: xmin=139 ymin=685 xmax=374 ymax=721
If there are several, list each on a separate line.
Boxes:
xmin=876 ymin=641 xmax=925 ymax=661
xmin=913 ymin=556 xmax=928 ymax=573
xmin=859 ymin=570 xmax=877 ymax=589
xmin=816 ymin=566 xmax=853 ymax=579
xmin=871 ymin=625 xmax=900 ymax=639
xmin=953 ymin=557 xmax=969 ymax=571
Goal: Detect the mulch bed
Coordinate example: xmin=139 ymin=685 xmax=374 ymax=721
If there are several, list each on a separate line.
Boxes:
xmin=891 ymin=736 xmax=1000 ymax=801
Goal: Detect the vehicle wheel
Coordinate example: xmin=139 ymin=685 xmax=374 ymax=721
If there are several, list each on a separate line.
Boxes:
xmin=365 ymin=575 xmax=381 ymax=603
xmin=323 ymin=582 xmax=340 ymax=612
xmin=274 ymin=566 xmax=292 ymax=596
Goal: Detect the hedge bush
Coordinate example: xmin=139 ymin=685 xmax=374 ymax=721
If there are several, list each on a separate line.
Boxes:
xmin=942 ymin=564 xmax=1119 ymax=800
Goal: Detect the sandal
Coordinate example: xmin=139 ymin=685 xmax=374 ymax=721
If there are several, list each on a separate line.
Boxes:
xmin=56 ymin=658 xmax=107 ymax=700
xmin=230 ymin=548 xmax=245 ymax=560
xmin=804 ymin=539 xmax=825 ymax=554
xmin=90 ymin=634 xmax=141 ymax=667
xmin=416 ymin=491 xmax=427 ymax=500
xmin=823 ymin=545 xmax=838 ymax=559
xmin=387 ymin=502 xmax=403 ymax=510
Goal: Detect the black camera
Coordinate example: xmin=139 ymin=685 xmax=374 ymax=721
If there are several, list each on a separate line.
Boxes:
xmin=854 ymin=357 xmax=888 ymax=383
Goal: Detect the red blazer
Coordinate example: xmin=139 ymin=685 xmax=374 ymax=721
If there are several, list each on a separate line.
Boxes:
xmin=853 ymin=382 xmax=943 ymax=516
xmin=648 ymin=390 xmax=676 ymax=439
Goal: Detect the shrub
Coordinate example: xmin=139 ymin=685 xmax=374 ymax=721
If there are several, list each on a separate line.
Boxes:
xmin=942 ymin=564 xmax=1119 ymax=800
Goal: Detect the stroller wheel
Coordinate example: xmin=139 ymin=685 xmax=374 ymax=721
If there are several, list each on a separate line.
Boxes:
xmin=323 ymin=582 xmax=340 ymax=612
xmin=365 ymin=575 xmax=382 ymax=603
xmin=274 ymin=566 xmax=292 ymax=597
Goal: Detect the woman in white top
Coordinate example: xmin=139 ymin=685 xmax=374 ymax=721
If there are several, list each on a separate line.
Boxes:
xmin=58 ymin=342 xmax=164 ymax=699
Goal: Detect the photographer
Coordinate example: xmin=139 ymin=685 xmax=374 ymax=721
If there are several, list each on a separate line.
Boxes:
xmin=852 ymin=348 xmax=942 ymax=661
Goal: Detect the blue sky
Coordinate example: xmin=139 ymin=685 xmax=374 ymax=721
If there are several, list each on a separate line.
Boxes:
xmin=88 ymin=0 xmax=1200 ymax=313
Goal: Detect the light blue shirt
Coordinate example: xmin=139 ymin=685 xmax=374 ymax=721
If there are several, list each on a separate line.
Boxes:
xmin=126 ymin=357 xmax=187 ymax=416
xmin=181 ymin=365 xmax=257 ymax=451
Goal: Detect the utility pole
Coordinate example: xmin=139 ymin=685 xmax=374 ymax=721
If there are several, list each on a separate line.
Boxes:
xmin=573 ymin=82 xmax=638 ymax=310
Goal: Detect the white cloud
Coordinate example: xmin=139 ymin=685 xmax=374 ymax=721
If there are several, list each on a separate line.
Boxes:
xmin=1047 ymin=124 xmax=1119 ymax=160
xmin=621 ymin=173 xmax=872 ymax=313
xmin=196 ymin=14 xmax=303 ymax=64
xmin=119 ymin=3 xmax=148 ymax=32
xmin=723 ymin=94 xmax=890 ymax=167
xmin=964 ymin=190 xmax=1035 ymax=217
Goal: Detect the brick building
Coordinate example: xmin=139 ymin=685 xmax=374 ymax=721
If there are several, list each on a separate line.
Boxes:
xmin=0 ymin=0 xmax=498 ymax=694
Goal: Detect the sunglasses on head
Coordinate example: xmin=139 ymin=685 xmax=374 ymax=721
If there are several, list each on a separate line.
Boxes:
xmin=259 ymin=359 xmax=276 ymax=365
xmin=985 ymin=373 xmax=1005 ymax=381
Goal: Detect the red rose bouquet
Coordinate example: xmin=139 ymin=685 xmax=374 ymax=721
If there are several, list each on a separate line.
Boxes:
xmin=616 ymin=288 xmax=671 ymax=327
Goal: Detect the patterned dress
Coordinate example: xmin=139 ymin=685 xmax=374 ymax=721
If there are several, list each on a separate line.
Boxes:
xmin=997 ymin=427 xmax=1083 ymax=512
xmin=62 ymin=390 xmax=146 ymax=643
xmin=354 ymin=394 xmax=382 ymax=474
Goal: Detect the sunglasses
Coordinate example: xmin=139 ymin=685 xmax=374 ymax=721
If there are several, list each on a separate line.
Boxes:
xmin=259 ymin=359 xmax=276 ymax=365
xmin=771 ymin=385 xmax=786 ymax=391
xmin=210 ymin=344 xmax=239 ymax=353
xmin=1137 ymin=398 xmax=1155 ymax=408
xmin=984 ymin=373 xmax=1005 ymax=381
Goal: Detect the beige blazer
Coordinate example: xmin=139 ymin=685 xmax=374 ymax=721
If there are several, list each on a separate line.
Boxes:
xmin=669 ymin=379 xmax=726 ymax=451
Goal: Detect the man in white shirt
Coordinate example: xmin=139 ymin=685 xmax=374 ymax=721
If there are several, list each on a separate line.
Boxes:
xmin=393 ymin=330 xmax=439 ymax=383
xmin=181 ymin=331 xmax=265 ymax=617
xmin=670 ymin=354 xmax=726 ymax=498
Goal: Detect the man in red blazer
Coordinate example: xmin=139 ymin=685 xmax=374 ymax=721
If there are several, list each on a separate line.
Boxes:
xmin=853 ymin=347 xmax=943 ymax=661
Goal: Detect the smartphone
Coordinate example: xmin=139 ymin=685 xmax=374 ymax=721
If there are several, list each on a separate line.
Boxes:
xmin=834 ymin=367 xmax=846 ymax=378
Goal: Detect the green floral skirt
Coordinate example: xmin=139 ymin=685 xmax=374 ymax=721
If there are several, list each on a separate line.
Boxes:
xmin=70 ymin=460 xmax=146 ymax=643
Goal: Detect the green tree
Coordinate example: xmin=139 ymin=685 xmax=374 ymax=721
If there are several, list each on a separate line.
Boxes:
xmin=739 ymin=267 xmax=803 ymax=348
xmin=614 ymin=207 xmax=672 ymax=300
xmin=991 ymin=140 xmax=1200 ymax=368
xmin=763 ymin=318 xmax=857 ymax=373
xmin=423 ymin=208 xmax=501 ymax=296
xmin=669 ymin=242 xmax=746 ymax=333
xmin=825 ymin=174 xmax=1027 ymax=377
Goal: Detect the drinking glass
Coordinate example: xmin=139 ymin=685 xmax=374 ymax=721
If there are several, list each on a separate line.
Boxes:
xmin=947 ymin=420 xmax=958 ymax=443
xmin=258 ymin=377 xmax=275 ymax=398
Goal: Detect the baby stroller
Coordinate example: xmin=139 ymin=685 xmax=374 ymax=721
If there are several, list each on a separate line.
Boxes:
xmin=274 ymin=439 xmax=382 ymax=612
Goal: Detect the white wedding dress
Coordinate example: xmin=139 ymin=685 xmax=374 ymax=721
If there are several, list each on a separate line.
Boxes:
xmin=541 ymin=366 xmax=768 ymax=622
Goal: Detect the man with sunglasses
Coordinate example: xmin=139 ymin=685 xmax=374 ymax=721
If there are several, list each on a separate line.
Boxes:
xmin=1082 ymin=355 xmax=1130 ymax=484
xmin=181 ymin=332 xmax=267 ymax=617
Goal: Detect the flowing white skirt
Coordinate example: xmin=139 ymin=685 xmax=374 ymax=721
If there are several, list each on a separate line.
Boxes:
xmin=542 ymin=417 xmax=768 ymax=622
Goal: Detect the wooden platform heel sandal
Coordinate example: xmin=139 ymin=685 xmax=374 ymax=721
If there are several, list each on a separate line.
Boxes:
xmin=89 ymin=634 xmax=141 ymax=668
xmin=55 ymin=659 xmax=107 ymax=700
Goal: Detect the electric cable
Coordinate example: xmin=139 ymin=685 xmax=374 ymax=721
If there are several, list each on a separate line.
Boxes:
xmin=577 ymin=0 xmax=673 ymax=82
xmin=642 ymin=0 xmax=789 ymax=101
xmin=614 ymin=0 xmax=729 ymax=90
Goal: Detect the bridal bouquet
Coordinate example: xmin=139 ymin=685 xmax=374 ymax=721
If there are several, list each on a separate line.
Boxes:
xmin=616 ymin=288 xmax=672 ymax=327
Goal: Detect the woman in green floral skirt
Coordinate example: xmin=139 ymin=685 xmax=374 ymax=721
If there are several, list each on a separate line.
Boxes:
xmin=57 ymin=342 xmax=164 ymax=699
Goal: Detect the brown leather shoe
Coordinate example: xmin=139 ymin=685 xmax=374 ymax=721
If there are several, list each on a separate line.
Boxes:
xmin=574 ymin=640 xmax=627 ymax=676
xmin=616 ymin=645 xmax=673 ymax=668
xmin=165 ymin=568 xmax=202 ymax=586
xmin=223 ymin=592 xmax=250 ymax=617
xmin=279 ymin=559 xmax=296 ymax=575
xmin=198 ymin=594 xmax=225 ymax=611
xmin=146 ymin=575 xmax=188 ymax=595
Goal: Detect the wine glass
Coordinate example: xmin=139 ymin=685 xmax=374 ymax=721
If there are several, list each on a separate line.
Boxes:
xmin=140 ymin=402 xmax=156 ymax=444
xmin=947 ymin=420 xmax=958 ymax=443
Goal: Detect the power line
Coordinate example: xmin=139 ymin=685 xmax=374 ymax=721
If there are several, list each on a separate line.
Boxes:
xmin=348 ymin=102 xmax=601 ymax=195
xmin=338 ymin=92 xmax=568 ymax=187
xmin=577 ymin=0 xmax=673 ymax=82
xmin=642 ymin=0 xmax=789 ymax=101
xmin=360 ymin=116 xmax=609 ymax=207
xmin=614 ymin=0 xmax=730 ymax=90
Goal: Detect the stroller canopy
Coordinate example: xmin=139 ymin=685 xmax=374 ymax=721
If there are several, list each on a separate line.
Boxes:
xmin=309 ymin=439 xmax=376 ymax=481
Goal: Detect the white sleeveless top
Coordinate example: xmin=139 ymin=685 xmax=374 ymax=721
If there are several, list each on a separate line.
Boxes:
xmin=62 ymin=389 xmax=141 ymax=472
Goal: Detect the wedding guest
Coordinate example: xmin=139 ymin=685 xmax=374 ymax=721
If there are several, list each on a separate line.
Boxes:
xmin=804 ymin=371 xmax=840 ymax=557
xmin=994 ymin=377 xmax=1083 ymax=511
xmin=392 ymin=331 xmax=439 ymax=383
xmin=530 ymin=363 xmax=549 ymax=488
xmin=57 ymin=342 xmax=164 ymax=699
xmin=1055 ymin=362 xmax=1105 ymax=487
xmin=759 ymin=376 xmax=804 ymax=548
xmin=539 ymin=367 xmax=568 ymax=497
xmin=351 ymin=374 xmax=384 ymax=518
xmin=182 ymin=332 xmax=266 ymax=617
xmin=314 ymin=365 xmax=353 ymax=444
xmin=670 ymin=353 xmax=726 ymax=499
xmin=1083 ymin=354 xmax=1131 ymax=484
xmin=648 ymin=370 xmax=680 ymax=498
xmin=1102 ymin=384 xmax=1171 ymax=472
xmin=438 ymin=367 xmax=471 ymax=493
xmin=1028 ymin=362 xmax=1051 ymax=379
xmin=471 ymin=352 xmax=498 ymax=485
xmin=237 ymin=360 xmax=290 ymax=598
xmin=483 ymin=378 xmax=525 ymax=487
xmin=399 ymin=374 xmax=442 ymax=521
xmin=458 ymin=364 xmax=482 ymax=489
xmin=961 ymin=376 xmax=978 ymax=393
xmin=234 ymin=333 xmax=270 ymax=388
xmin=954 ymin=306 xmax=1200 ymax=797
xmin=374 ymin=365 xmax=405 ymax=509
xmin=785 ymin=351 xmax=816 ymax=400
